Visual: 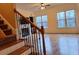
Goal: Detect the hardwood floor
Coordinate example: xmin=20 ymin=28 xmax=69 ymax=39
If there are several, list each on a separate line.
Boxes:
xmin=43 ymin=34 xmax=79 ymax=55
xmin=8 ymin=46 xmax=30 ymax=55
xmin=0 ymin=34 xmax=79 ymax=55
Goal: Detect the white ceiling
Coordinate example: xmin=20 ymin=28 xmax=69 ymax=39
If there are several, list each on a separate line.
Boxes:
xmin=16 ymin=3 xmax=61 ymax=12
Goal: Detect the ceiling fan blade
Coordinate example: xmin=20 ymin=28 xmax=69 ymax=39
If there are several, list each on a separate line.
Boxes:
xmin=32 ymin=3 xmax=40 ymax=7
xmin=46 ymin=4 xmax=50 ymax=6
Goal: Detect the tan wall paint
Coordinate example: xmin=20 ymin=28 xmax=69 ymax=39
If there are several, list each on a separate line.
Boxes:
xmin=16 ymin=8 xmax=34 ymax=17
xmin=0 ymin=3 xmax=16 ymax=28
xmin=0 ymin=3 xmax=16 ymax=38
xmin=34 ymin=4 xmax=79 ymax=33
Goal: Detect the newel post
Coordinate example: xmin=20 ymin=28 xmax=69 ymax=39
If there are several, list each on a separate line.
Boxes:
xmin=41 ymin=26 xmax=46 ymax=55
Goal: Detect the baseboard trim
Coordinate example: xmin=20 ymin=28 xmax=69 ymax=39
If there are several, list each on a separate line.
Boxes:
xmin=45 ymin=33 xmax=79 ymax=34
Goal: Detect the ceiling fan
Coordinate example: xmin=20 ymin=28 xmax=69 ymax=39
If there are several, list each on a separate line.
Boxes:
xmin=41 ymin=3 xmax=51 ymax=6
xmin=41 ymin=3 xmax=51 ymax=9
xmin=32 ymin=3 xmax=51 ymax=8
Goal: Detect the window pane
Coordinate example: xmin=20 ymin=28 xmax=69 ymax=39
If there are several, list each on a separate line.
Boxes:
xmin=57 ymin=12 xmax=65 ymax=28
xmin=57 ymin=12 xmax=65 ymax=20
xmin=67 ymin=18 xmax=75 ymax=27
xmin=66 ymin=10 xmax=76 ymax=27
xmin=36 ymin=16 xmax=41 ymax=28
xmin=42 ymin=15 xmax=48 ymax=28
xmin=43 ymin=22 xmax=48 ymax=28
xmin=66 ymin=10 xmax=75 ymax=18
xmin=42 ymin=15 xmax=48 ymax=22
xmin=36 ymin=15 xmax=48 ymax=28
xmin=37 ymin=22 xmax=41 ymax=28
xmin=36 ymin=16 xmax=41 ymax=23
xmin=57 ymin=19 xmax=65 ymax=28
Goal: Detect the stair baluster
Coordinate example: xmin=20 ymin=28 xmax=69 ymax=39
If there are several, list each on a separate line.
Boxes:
xmin=14 ymin=9 xmax=46 ymax=55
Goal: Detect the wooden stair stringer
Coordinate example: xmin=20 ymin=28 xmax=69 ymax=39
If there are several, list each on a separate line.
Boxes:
xmin=0 ymin=29 xmax=6 ymax=38
xmin=0 ymin=14 xmax=16 ymax=35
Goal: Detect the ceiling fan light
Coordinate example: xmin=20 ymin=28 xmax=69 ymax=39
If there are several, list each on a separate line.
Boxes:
xmin=41 ymin=3 xmax=45 ymax=6
xmin=41 ymin=6 xmax=45 ymax=10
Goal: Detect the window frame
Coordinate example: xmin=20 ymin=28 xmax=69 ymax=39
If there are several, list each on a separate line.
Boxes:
xmin=56 ymin=11 xmax=66 ymax=29
xmin=36 ymin=16 xmax=42 ymax=28
xmin=36 ymin=15 xmax=48 ymax=29
xmin=66 ymin=10 xmax=77 ymax=28
xmin=56 ymin=9 xmax=77 ymax=29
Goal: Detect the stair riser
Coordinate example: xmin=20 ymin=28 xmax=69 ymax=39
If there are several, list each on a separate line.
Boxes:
xmin=0 ymin=41 xmax=24 ymax=55
xmin=0 ymin=25 xmax=8 ymax=30
xmin=0 ymin=20 xmax=4 ymax=25
xmin=0 ymin=18 xmax=12 ymax=36
xmin=0 ymin=35 xmax=16 ymax=46
xmin=3 ymin=29 xmax=12 ymax=35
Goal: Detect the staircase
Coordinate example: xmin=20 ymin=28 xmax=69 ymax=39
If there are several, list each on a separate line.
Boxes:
xmin=0 ymin=18 xmax=12 ymax=36
xmin=0 ymin=15 xmax=31 ymax=55
xmin=0 ymin=39 xmax=31 ymax=55
xmin=0 ymin=9 xmax=46 ymax=55
xmin=0 ymin=16 xmax=16 ymax=46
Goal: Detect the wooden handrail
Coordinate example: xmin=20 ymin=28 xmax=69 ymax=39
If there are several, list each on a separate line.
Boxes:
xmin=14 ymin=9 xmax=41 ymax=32
xmin=14 ymin=9 xmax=46 ymax=55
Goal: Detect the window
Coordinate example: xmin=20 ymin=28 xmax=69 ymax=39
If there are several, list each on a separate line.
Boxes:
xmin=36 ymin=16 xmax=41 ymax=28
xmin=36 ymin=15 xmax=48 ymax=28
xmin=66 ymin=10 xmax=76 ymax=27
xmin=42 ymin=15 xmax=48 ymax=28
xmin=57 ymin=10 xmax=76 ymax=28
xmin=57 ymin=12 xmax=65 ymax=28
